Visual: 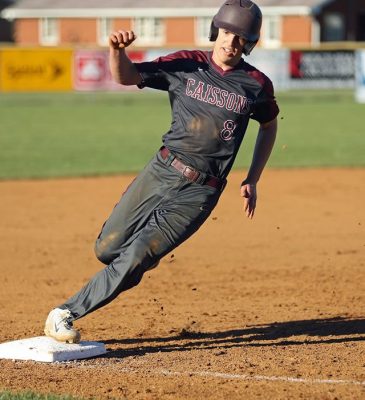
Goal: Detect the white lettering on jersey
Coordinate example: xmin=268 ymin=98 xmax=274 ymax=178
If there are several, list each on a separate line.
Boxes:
xmin=186 ymin=78 xmax=196 ymax=96
xmin=185 ymin=79 xmax=251 ymax=115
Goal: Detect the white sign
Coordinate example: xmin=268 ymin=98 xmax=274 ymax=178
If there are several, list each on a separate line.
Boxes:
xmin=355 ymin=50 xmax=365 ymax=103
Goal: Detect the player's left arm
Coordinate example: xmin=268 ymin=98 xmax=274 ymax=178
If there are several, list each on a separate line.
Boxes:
xmin=240 ymin=117 xmax=277 ymax=219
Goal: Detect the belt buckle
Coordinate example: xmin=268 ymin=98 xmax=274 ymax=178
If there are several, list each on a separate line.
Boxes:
xmin=183 ymin=165 xmax=200 ymax=182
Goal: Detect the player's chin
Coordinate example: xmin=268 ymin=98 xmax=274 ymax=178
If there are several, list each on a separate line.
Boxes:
xmin=221 ymin=51 xmax=241 ymax=67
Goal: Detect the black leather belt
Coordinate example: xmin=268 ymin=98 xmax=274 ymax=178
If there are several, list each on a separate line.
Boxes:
xmin=160 ymin=147 xmax=226 ymax=191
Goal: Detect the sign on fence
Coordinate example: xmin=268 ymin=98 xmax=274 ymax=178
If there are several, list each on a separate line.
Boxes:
xmin=0 ymin=47 xmax=359 ymax=92
xmin=290 ymin=50 xmax=355 ymax=88
xmin=245 ymin=49 xmax=290 ymax=91
xmin=0 ymin=48 xmax=73 ymax=91
xmin=74 ymin=50 xmax=145 ymax=91
xmin=355 ymin=50 xmax=365 ymax=103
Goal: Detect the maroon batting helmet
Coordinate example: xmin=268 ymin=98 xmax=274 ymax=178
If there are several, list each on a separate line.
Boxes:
xmin=209 ymin=0 xmax=262 ymax=55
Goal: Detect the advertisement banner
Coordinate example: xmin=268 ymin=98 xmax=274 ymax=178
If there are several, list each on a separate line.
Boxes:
xmin=355 ymin=50 xmax=365 ymax=103
xmin=74 ymin=50 xmax=145 ymax=91
xmin=144 ymin=49 xmax=290 ymax=91
xmin=0 ymin=48 xmax=73 ymax=92
xmin=290 ymin=50 xmax=355 ymax=88
xmin=245 ymin=49 xmax=290 ymax=91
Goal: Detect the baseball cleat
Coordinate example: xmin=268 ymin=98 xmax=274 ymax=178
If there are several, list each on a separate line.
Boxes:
xmin=44 ymin=308 xmax=81 ymax=344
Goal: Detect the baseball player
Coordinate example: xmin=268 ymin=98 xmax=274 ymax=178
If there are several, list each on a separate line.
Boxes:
xmin=44 ymin=0 xmax=279 ymax=343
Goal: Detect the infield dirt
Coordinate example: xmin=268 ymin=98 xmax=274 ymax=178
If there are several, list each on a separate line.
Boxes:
xmin=0 ymin=169 xmax=364 ymax=399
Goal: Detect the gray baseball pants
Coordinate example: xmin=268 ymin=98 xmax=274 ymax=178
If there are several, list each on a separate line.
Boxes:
xmin=60 ymin=149 xmax=223 ymax=320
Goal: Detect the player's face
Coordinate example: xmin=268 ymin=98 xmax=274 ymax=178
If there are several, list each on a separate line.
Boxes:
xmin=213 ymin=29 xmax=246 ymax=70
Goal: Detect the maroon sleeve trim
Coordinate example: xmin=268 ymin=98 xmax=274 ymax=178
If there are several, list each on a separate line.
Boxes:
xmin=243 ymin=63 xmax=279 ymax=123
xmin=246 ymin=69 xmax=271 ymax=92
xmin=152 ymin=50 xmax=209 ymax=64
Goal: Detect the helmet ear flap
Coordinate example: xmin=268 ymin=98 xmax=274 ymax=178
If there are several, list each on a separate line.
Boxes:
xmin=209 ymin=21 xmax=219 ymax=41
xmin=243 ymin=41 xmax=256 ymax=56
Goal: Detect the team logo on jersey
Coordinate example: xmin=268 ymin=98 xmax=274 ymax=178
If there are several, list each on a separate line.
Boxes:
xmin=185 ymin=78 xmax=252 ymax=115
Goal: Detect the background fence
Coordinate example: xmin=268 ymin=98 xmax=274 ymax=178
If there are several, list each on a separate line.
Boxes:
xmin=1 ymin=47 xmax=364 ymax=96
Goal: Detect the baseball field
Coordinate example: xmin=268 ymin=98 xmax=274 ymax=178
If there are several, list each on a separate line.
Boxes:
xmin=0 ymin=89 xmax=364 ymax=399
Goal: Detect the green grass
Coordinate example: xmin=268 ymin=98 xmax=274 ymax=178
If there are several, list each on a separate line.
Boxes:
xmin=0 ymin=89 xmax=363 ymax=180
xmin=0 ymin=92 xmax=167 ymax=179
xmin=0 ymin=392 xmax=81 ymax=400
xmin=267 ymin=90 xmax=364 ymax=168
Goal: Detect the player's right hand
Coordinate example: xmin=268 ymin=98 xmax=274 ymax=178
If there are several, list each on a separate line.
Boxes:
xmin=109 ymin=30 xmax=137 ymax=49
xmin=240 ymin=182 xmax=257 ymax=219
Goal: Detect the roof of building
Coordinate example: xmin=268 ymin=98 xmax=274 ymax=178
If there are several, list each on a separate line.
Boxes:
xmin=2 ymin=0 xmax=336 ymax=7
xmin=1 ymin=0 xmax=336 ymax=18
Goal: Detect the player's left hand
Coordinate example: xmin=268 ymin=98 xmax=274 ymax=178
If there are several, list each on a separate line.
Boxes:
xmin=240 ymin=182 xmax=257 ymax=219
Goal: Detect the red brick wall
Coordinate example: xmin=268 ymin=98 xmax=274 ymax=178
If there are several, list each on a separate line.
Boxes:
xmin=60 ymin=19 xmax=97 ymax=45
xmin=15 ymin=19 xmax=39 ymax=44
xmin=12 ymin=14 xmax=322 ymax=48
xmin=282 ymin=16 xmax=312 ymax=45
xmin=165 ymin=18 xmax=195 ymax=47
xmin=113 ymin=18 xmax=132 ymax=31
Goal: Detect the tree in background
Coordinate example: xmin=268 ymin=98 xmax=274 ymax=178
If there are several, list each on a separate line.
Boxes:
xmin=0 ymin=0 xmax=16 ymax=42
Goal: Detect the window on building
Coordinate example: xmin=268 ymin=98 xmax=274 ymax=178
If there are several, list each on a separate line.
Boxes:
xmin=323 ymin=13 xmax=345 ymax=41
xmin=40 ymin=18 xmax=59 ymax=46
xmin=195 ymin=17 xmax=212 ymax=46
xmin=98 ymin=18 xmax=113 ymax=46
xmin=262 ymin=15 xmax=281 ymax=48
xmin=133 ymin=17 xmax=164 ymax=46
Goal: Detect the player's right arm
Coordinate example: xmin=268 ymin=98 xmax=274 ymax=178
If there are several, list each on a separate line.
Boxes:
xmin=109 ymin=30 xmax=142 ymax=86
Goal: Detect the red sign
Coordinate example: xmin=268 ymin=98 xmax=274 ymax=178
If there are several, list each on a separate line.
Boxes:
xmin=74 ymin=50 xmax=146 ymax=91
xmin=74 ymin=51 xmax=108 ymax=90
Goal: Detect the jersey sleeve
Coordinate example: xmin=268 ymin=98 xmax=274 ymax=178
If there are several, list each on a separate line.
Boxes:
xmin=250 ymin=76 xmax=279 ymax=124
xmin=134 ymin=50 xmax=208 ymax=92
xmin=134 ymin=52 xmax=186 ymax=91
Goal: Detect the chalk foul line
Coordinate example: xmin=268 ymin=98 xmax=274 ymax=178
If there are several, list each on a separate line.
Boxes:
xmin=124 ymin=367 xmax=365 ymax=387
xmin=66 ymin=363 xmax=365 ymax=387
